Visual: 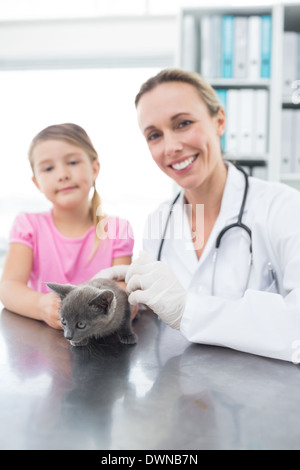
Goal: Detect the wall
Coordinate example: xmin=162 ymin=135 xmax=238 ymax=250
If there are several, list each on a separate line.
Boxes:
xmin=0 ymin=15 xmax=177 ymax=69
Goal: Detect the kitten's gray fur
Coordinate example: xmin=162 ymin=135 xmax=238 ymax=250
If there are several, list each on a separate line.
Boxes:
xmin=47 ymin=278 xmax=137 ymax=347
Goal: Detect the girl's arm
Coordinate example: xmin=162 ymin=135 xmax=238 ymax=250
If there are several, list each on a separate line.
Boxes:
xmin=0 ymin=243 xmax=62 ymax=330
xmin=112 ymin=255 xmax=132 ymax=266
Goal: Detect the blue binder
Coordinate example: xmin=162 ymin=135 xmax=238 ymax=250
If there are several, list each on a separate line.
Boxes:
xmin=221 ymin=15 xmax=234 ymax=78
xmin=261 ymin=15 xmax=272 ymax=78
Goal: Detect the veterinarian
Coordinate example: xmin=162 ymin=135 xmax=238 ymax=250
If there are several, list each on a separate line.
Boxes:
xmin=100 ymin=68 xmax=300 ymax=363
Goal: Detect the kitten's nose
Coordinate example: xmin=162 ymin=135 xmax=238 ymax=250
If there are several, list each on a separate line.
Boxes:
xmin=64 ymin=330 xmax=73 ymax=340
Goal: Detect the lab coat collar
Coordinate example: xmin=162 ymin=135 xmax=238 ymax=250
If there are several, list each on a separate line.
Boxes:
xmin=175 ymin=161 xmax=249 ymax=269
xmin=219 ymin=161 xmax=248 ymax=221
xmin=177 ymin=161 xmax=247 ymax=221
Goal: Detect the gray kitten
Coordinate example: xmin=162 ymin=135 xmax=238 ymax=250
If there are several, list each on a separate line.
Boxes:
xmin=47 ymin=278 xmax=137 ymax=347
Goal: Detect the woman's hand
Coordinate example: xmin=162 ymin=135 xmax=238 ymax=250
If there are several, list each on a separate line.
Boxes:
xmin=93 ymin=264 xmax=129 ymax=282
xmin=93 ymin=265 xmax=140 ymax=320
xmin=38 ymin=292 xmax=62 ymax=330
xmin=107 ymin=279 xmax=139 ymax=320
xmin=125 ymin=252 xmax=187 ymax=330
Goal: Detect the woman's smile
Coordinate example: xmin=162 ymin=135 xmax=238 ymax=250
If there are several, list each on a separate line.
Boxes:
xmin=169 ymin=154 xmax=199 ymax=173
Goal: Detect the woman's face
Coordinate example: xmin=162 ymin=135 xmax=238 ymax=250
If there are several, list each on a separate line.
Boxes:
xmin=137 ymin=82 xmax=225 ymax=192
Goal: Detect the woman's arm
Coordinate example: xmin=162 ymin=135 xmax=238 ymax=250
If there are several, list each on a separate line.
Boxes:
xmin=0 ymin=243 xmax=62 ymax=329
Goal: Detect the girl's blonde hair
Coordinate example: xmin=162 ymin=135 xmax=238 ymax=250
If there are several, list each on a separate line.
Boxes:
xmin=28 ymin=123 xmax=104 ymax=257
xmin=135 ymin=68 xmax=222 ymax=116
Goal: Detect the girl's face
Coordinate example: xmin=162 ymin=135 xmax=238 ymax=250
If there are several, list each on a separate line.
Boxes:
xmin=31 ymin=140 xmax=100 ymax=211
xmin=137 ymin=82 xmax=225 ymax=192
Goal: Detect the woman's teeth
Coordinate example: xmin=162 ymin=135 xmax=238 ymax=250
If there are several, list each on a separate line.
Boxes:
xmin=171 ymin=155 xmax=197 ymax=171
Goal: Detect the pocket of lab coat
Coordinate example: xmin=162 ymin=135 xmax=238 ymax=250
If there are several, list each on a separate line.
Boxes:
xmin=265 ymin=279 xmax=279 ymax=294
xmin=265 ymin=263 xmax=279 ymax=293
xmin=213 ymin=228 xmax=252 ymax=299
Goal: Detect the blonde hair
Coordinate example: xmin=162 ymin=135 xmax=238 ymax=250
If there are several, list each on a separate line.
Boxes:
xmin=135 ymin=68 xmax=222 ymax=116
xmin=29 ymin=123 xmax=104 ymax=257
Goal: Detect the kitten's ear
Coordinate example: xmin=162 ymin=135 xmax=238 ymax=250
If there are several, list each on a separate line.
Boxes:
xmin=88 ymin=289 xmax=115 ymax=313
xmin=46 ymin=282 xmax=75 ymax=300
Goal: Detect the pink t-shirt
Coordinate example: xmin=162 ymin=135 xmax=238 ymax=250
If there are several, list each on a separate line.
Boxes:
xmin=9 ymin=211 xmax=134 ymax=293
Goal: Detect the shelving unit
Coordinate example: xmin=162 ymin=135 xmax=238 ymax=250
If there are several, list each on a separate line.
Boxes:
xmin=178 ymin=3 xmax=300 ymax=188
xmin=280 ymin=4 xmax=300 ymax=188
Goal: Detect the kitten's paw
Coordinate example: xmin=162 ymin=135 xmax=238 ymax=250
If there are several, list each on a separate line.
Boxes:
xmin=119 ymin=333 xmax=138 ymax=345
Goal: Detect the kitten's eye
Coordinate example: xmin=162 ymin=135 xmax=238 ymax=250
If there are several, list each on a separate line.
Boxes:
xmin=61 ymin=318 xmax=67 ymax=326
xmin=76 ymin=321 xmax=86 ymax=329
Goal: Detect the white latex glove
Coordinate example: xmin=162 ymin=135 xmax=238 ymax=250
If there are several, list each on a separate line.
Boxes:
xmin=92 ymin=264 xmax=129 ymax=282
xmin=125 ymin=251 xmax=187 ymax=330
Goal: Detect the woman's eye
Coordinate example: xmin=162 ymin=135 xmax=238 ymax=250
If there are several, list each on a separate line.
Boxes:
xmin=178 ymin=120 xmax=193 ymax=129
xmin=76 ymin=321 xmax=86 ymax=329
xmin=68 ymin=160 xmax=79 ymax=166
xmin=147 ymin=132 xmax=161 ymax=142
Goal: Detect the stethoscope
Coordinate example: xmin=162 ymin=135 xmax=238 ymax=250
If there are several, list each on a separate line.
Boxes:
xmin=157 ymin=165 xmax=253 ymax=296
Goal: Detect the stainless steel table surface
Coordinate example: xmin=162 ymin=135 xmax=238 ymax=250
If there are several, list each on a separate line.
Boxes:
xmin=1 ymin=305 xmax=300 ymax=450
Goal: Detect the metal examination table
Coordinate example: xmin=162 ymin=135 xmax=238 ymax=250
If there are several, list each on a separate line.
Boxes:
xmin=1 ymin=305 xmax=300 ymax=450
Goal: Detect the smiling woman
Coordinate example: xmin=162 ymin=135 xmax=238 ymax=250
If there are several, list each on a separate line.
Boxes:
xmin=136 ymin=70 xmax=226 ymax=197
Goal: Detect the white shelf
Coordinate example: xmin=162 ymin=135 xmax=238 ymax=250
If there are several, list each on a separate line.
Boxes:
xmin=282 ymin=99 xmax=300 ymax=106
xmin=224 ymin=154 xmax=268 ymax=161
xmin=281 ymin=174 xmax=300 ymax=181
xmin=208 ymin=78 xmax=271 ymax=88
xmin=178 ymin=4 xmax=300 ymax=188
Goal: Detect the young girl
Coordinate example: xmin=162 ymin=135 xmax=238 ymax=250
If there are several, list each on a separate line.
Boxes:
xmin=0 ymin=123 xmax=134 ymax=330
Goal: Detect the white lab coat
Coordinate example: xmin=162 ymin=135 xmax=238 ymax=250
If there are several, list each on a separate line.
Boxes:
xmin=143 ymin=163 xmax=300 ymax=362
